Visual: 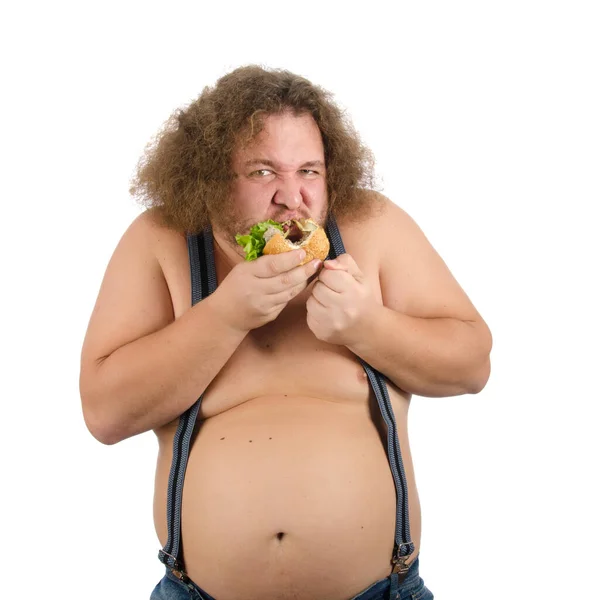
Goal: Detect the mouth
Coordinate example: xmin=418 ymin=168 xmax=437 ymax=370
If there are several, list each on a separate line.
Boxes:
xmin=273 ymin=213 xmax=304 ymax=223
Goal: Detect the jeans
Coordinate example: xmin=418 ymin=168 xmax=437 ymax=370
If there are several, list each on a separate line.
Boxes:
xmin=150 ymin=555 xmax=434 ymax=600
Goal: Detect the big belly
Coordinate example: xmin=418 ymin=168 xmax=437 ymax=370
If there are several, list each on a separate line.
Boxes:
xmin=154 ymin=395 xmax=405 ymax=600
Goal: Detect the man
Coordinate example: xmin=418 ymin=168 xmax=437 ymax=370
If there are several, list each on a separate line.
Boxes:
xmin=80 ymin=65 xmax=492 ymax=600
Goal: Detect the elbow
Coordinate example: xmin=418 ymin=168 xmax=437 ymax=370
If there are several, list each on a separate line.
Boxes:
xmin=80 ymin=374 xmax=128 ymax=446
xmin=467 ymin=355 xmax=492 ymax=395
xmin=81 ymin=397 xmax=125 ymax=446
xmin=85 ymin=419 xmax=120 ymax=446
xmin=465 ymin=320 xmax=493 ymax=395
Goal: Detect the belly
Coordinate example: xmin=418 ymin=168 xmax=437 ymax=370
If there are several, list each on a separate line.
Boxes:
xmin=153 ymin=394 xmax=421 ymax=600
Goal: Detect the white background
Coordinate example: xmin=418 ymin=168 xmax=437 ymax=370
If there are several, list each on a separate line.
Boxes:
xmin=1 ymin=1 xmax=598 ymax=598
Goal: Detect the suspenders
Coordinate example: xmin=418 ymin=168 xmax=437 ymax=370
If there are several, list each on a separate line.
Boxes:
xmin=157 ymin=227 xmax=217 ymax=580
xmin=326 ymin=217 xmax=414 ymax=577
xmin=158 ymin=216 xmax=414 ymax=581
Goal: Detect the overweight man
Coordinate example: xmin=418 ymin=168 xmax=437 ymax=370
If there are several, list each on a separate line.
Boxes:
xmin=80 ymin=65 xmax=492 ymax=600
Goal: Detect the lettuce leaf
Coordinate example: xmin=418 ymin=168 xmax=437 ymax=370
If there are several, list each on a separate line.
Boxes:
xmin=235 ymin=220 xmax=284 ymax=261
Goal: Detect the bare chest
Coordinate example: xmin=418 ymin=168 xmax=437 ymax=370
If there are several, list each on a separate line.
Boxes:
xmin=157 ymin=227 xmax=385 ymax=419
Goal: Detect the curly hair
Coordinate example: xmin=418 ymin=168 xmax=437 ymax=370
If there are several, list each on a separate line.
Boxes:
xmin=129 ymin=64 xmax=382 ymax=234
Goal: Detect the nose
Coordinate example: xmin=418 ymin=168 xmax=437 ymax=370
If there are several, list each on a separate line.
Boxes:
xmin=272 ymin=179 xmax=302 ymax=210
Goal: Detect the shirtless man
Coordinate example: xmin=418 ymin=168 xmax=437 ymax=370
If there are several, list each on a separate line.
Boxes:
xmin=79 ymin=65 xmax=492 ymax=600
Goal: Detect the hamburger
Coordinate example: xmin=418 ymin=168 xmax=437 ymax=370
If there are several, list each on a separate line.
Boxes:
xmin=235 ymin=218 xmax=330 ymax=266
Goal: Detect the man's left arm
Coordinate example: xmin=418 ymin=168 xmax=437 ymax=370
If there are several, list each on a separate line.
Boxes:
xmin=346 ymin=305 xmax=491 ymax=397
xmin=306 ymin=197 xmax=492 ymax=397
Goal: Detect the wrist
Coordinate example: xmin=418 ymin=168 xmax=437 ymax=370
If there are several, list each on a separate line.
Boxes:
xmin=204 ymin=292 xmax=250 ymax=338
xmin=345 ymin=302 xmax=384 ymax=351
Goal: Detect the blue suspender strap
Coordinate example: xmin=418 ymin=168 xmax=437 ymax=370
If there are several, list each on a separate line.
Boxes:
xmin=159 ymin=218 xmax=413 ymax=580
xmin=158 ymin=227 xmax=217 ymax=576
xmin=325 ymin=216 xmax=415 ymax=578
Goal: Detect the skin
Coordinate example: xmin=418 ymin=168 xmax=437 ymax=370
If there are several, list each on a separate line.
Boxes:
xmin=212 ymin=113 xmax=383 ymax=352
xmin=212 ymin=111 xmax=328 ymax=263
xmin=80 ymin=111 xmax=492 ymax=600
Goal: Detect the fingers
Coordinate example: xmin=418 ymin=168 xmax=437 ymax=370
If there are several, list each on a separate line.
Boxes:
xmin=310 ymin=280 xmax=338 ymax=307
xmin=261 ymin=257 xmax=322 ymax=294
xmin=323 ymin=254 xmax=364 ymax=282
xmin=254 ymin=249 xmax=308 ymax=278
xmin=271 ymin=279 xmax=309 ymax=306
xmin=274 ymin=258 xmax=321 ymax=293
xmin=317 ymin=268 xmax=351 ymax=293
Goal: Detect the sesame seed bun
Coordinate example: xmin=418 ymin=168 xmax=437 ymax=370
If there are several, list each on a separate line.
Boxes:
xmin=262 ymin=219 xmax=330 ymax=265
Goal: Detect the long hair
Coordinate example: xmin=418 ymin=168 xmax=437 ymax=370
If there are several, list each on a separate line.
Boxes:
xmin=129 ymin=65 xmax=381 ymax=233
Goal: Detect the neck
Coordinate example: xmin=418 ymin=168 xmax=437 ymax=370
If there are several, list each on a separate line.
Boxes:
xmin=212 ymin=227 xmax=245 ymax=271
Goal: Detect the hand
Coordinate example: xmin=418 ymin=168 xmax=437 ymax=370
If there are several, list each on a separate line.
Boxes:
xmin=210 ymin=249 xmax=322 ymax=333
xmin=306 ymin=253 xmax=377 ymax=346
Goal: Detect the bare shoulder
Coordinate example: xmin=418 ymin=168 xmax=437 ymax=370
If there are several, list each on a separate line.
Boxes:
xmin=80 ymin=208 xmax=183 ymax=371
xmin=113 ymin=206 xmax=186 ymax=263
xmin=335 ymin=191 xmax=491 ymax=354
xmin=333 ymin=189 xmax=387 ymax=258
xmin=336 ymin=190 xmax=413 ymax=237
xmin=137 ymin=207 xmax=188 ymax=257
xmin=368 ymin=193 xmax=490 ymax=329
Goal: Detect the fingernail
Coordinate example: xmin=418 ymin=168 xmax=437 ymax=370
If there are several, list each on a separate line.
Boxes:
xmin=313 ymin=260 xmax=321 ymax=269
xmin=298 ymin=250 xmax=306 ymax=260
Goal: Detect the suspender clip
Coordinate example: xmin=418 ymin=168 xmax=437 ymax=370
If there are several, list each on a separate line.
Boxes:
xmin=171 ymin=568 xmax=191 ymax=583
xmin=391 ymin=542 xmax=412 ymax=575
xmin=158 ymin=549 xmax=187 ymax=575
xmin=391 ymin=556 xmax=410 ymax=575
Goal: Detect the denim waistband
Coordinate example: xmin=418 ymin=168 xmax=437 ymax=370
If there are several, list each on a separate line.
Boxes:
xmin=350 ymin=555 xmax=421 ymax=599
xmin=163 ymin=554 xmax=422 ymax=600
xmin=401 ymin=555 xmax=421 ymax=589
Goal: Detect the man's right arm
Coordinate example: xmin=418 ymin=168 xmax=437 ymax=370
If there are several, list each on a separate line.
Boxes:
xmin=79 ymin=212 xmax=247 ymax=445
xmin=79 ymin=211 xmax=318 ymax=446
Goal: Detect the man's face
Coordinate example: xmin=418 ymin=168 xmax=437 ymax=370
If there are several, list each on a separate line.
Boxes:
xmin=217 ymin=111 xmax=328 ymax=251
